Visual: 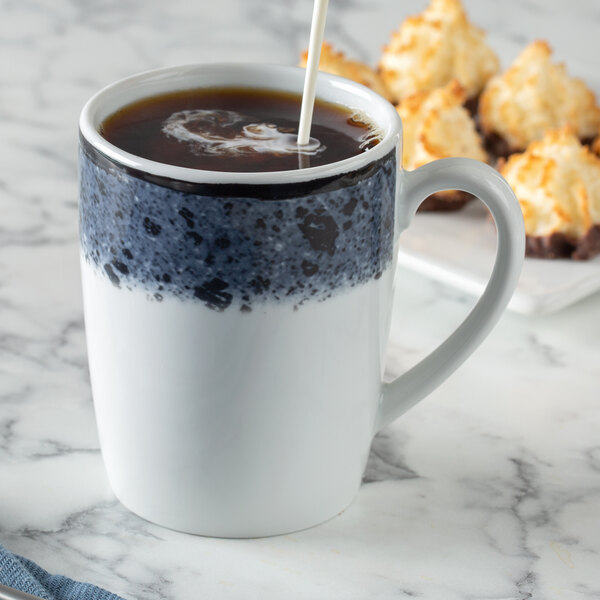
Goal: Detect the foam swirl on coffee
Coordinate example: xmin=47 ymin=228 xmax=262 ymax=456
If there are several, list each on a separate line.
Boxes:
xmin=162 ymin=109 xmax=324 ymax=156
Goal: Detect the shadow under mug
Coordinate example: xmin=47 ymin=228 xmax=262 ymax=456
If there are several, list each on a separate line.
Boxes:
xmin=79 ymin=64 xmax=524 ymax=537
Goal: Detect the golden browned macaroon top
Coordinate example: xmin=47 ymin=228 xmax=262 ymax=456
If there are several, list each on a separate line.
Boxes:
xmin=397 ymin=80 xmax=487 ymax=171
xmin=480 ymin=41 xmax=600 ymax=153
xmin=299 ymin=42 xmax=392 ymax=101
xmin=378 ymin=0 xmax=499 ymax=103
xmin=500 ymin=127 xmax=600 ymax=240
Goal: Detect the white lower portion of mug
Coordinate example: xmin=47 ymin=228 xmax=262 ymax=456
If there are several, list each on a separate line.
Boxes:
xmin=81 ymin=257 xmax=394 ymax=537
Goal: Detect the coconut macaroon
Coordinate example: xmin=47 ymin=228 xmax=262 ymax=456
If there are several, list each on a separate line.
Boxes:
xmin=397 ymin=80 xmax=487 ymax=211
xmin=378 ymin=0 xmax=499 ymax=105
xmin=299 ymin=42 xmax=392 ymax=101
xmin=480 ymin=41 xmax=600 ymax=158
xmin=500 ymin=127 xmax=600 ymax=260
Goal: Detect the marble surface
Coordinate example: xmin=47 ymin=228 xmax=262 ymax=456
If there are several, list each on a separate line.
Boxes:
xmin=1 ymin=0 xmax=599 ymax=598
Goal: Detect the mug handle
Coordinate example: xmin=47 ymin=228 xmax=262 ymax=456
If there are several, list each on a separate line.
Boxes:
xmin=375 ymin=157 xmax=525 ymax=431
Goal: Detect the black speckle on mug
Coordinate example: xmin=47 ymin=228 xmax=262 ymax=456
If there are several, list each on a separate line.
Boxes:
xmin=178 ymin=207 xmax=195 ymax=228
xmin=112 ymin=260 xmax=129 ymax=275
xmin=103 ymin=263 xmax=120 ymax=286
xmin=194 ymin=278 xmax=233 ymax=311
xmin=301 ymin=260 xmax=319 ymax=276
xmin=143 ymin=217 xmax=161 ymax=236
xmin=342 ymin=197 xmax=358 ymax=216
xmin=250 ymin=276 xmax=270 ymax=295
xmin=297 ymin=213 xmax=339 ymax=256
xmin=186 ymin=231 xmax=203 ymax=246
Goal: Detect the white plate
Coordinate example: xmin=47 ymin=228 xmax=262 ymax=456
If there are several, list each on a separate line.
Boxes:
xmin=397 ymin=202 xmax=600 ymax=315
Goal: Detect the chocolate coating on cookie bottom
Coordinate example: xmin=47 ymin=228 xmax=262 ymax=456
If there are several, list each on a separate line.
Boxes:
xmin=417 ymin=191 xmax=475 ymax=212
xmin=526 ymin=225 xmax=600 ymax=261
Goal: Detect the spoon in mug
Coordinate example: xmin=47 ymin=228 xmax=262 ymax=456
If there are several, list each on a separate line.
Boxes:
xmin=297 ymin=0 xmax=329 ymax=168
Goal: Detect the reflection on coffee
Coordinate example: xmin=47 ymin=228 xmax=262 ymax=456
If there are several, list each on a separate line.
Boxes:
xmin=100 ymin=87 xmax=381 ymax=172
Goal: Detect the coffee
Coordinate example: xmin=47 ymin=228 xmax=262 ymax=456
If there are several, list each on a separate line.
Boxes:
xmin=100 ymin=87 xmax=380 ymax=172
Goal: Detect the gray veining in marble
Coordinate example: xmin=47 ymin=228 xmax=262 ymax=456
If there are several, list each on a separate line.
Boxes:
xmin=1 ymin=0 xmax=600 ymax=598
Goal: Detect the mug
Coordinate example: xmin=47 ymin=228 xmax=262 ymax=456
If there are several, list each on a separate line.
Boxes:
xmin=79 ymin=64 xmax=524 ymax=537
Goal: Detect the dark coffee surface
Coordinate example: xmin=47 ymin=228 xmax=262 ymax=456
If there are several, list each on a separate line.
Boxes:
xmin=100 ymin=88 xmax=379 ymax=172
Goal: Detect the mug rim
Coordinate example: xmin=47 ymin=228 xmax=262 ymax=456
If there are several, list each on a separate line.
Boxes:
xmin=79 ymin=63 xmax=402 ymax=185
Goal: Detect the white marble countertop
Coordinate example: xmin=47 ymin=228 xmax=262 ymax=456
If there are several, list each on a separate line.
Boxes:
xmin=1 ymin=0 xmax=600 ymax=598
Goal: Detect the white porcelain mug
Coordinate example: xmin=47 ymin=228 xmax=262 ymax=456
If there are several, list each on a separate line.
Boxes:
xmin=79 ymin=64 xmax=524 ymax=537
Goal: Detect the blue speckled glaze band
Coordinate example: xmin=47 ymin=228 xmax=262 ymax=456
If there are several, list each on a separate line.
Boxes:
xmin=79 ymin=138 xmax=396 ymax=312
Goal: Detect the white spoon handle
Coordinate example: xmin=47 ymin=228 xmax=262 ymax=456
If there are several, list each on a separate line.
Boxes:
xmin=297 ymin=0 xmax=329 ymax=145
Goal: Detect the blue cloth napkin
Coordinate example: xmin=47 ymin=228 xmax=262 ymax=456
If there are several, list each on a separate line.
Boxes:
xmin=0 ymin=545 xmax=125 ymax=600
